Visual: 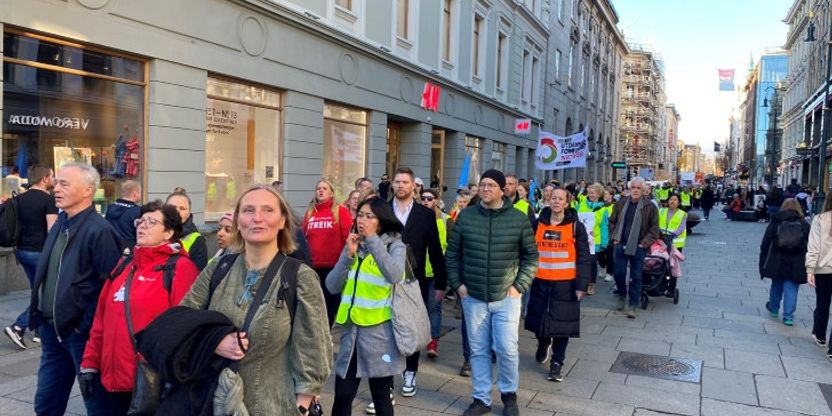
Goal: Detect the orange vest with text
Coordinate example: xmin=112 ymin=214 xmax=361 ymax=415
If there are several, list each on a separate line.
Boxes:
xmin=535 ymin=222 xmax=577 ymax=281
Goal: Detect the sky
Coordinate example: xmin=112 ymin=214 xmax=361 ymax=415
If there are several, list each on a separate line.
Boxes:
xmin=612 ymin=0 xmax=792 ymax=152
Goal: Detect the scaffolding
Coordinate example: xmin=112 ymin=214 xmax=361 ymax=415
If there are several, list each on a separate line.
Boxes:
xmin=620 ymin=43 xmax=667 ymax=179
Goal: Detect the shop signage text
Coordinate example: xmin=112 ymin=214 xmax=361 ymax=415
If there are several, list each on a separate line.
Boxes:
xmin=8 ymin=115 xmax=90 ymax=130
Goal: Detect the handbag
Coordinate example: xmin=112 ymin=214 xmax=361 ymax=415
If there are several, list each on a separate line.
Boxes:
xmin=389 ymin=244 xmax=431 ymax=356
xmin=123 ymin=266 xmax=165 ymax=416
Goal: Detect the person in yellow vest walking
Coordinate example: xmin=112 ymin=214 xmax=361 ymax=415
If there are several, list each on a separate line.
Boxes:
xmin=504 ymin=174 xmax=536 ymax=226
xmin=525 ymin=187 xmax=590 ymax=382
xmin=574 ymin=183 xmax=610 ymax=295
xmin=420 ymin=188 xmax=452 ymax=359
xmin=659 ymin=194 xmax=687 ymax=297
xmin=166 ymin=189 xmax=208 ymax=270
xmin=679 ymin=188 xmax=693 ymax=212
xmin=326 ymin=197 xmax=407 ymax=416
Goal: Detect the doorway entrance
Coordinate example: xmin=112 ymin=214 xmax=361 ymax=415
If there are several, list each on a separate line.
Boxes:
xmin=431 ymin=130 xmax=445 ymax=196
xmin=386 ymin=122 xmax=402 ymax=179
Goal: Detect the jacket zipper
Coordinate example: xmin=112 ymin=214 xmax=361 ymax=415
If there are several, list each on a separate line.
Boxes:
xmin=486 ymin=212 xmax=492 ymax=302
xmin=53 ymin=228 xmax=71 ymax=343
xmin=345 ymin=256 xmax=365 ymax=322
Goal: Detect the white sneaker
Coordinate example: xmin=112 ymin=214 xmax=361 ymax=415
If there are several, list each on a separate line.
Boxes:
xmin=365 ymin=395 xmax=395 ymax=414
xmin=604 ymin=274 xmax=613 ymax=282
xmin=401 ymin=370 xmax=417 ymax=397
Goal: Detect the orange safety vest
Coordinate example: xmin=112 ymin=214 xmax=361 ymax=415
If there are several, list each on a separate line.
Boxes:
xmin=535 ymin=221 xmax=577 ymax=281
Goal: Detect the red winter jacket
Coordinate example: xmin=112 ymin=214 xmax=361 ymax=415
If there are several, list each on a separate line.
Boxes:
xmin=302 ymin=198 xmax=353 ymax=269
xmin=80 ymin=243 xmax=199 ymax=392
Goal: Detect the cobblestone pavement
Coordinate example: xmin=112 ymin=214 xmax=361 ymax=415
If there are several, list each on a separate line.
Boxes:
xmin=0 ymin=209 xmax=830 ymax=415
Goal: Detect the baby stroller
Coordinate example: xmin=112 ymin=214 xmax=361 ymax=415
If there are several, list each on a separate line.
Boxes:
xmin=639 ymin=232 xmax=680 ymax=309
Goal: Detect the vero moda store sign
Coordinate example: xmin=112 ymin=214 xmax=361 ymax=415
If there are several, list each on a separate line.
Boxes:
xmin=7 ymin=114 xmax=91 ymax=130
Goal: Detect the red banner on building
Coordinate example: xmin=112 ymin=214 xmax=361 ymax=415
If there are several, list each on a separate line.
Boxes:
xmin=421 ymin=82 xmax=441 ymax=111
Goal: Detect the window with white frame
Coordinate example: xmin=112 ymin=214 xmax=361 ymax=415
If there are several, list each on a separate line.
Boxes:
xmin=531 ymin=55 xmax=540 ymax=107
xmin=555 ymin=49 xmax=562 ymax=82
xmin=522 ymin=49 xmax=531 ymax=103
xmin=567 ymin=46 xmax=574 ymax=87
xmin=442 ymin=0 xmax=453 ymax=62
xmin=496 ymin=32 xmax=507 ymax=90
xmin=579 ymin=59 xmax=585 ymax=95
xmin=336 ymin=0 xmax=352 ymax=10
xmin=472 ymin=14 xmax=484 ymax=78
xmin=397 ymin=0 xmax=409 ymax=39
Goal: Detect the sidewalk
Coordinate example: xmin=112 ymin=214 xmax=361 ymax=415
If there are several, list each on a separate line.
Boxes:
xmin=0 ymin=210 xmax=830 ymax=415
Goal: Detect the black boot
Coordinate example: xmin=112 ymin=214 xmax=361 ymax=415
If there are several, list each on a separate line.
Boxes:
xmin=500 ymin=392 xmax=519 ymax=416
xmin=547 ymin=361 xmax=564 ymax=382
xmin=535 ymin=339 xmax=551 ymax=364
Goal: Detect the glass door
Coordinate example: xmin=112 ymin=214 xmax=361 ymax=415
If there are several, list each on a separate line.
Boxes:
xmin=386 ymin=122 xmax=401 ymax=178
xmin=431 ymin=129 xmax=445 ymax=196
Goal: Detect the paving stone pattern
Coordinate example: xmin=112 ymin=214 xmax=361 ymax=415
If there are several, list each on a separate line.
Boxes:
xmin=0 ymin=209 xmax=829 ymax=415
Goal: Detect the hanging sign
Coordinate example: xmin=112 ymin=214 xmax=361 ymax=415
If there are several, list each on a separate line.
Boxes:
xmin=514 ymin=118 xmax=532 ymax=135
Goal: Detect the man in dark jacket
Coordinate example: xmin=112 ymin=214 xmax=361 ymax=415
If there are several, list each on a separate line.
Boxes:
xmin=608 ymin=176 xmax=659 ymax=318
xmin=446 ymin=169 xmax=538 ymax=416
xmin=104 ymin=179 xmax=141 ymax=253
xmin=29 ymin=163 xmax=121 ymax=416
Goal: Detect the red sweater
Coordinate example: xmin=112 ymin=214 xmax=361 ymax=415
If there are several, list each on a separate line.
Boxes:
xmin=81 ymin=244 xmax=199 ymax=392
xmin=303 ymin=199 xmax=353 ymax=269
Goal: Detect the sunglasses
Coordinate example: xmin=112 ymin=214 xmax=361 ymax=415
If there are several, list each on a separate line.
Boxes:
xmin=421 ymin=196 xmax=435 ymax=201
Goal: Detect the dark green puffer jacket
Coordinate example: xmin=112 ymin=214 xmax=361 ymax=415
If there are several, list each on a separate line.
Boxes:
xmin=446 ymin=196 xmax=538 ymax=302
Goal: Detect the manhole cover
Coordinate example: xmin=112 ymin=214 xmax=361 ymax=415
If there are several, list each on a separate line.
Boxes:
xmin=610 ymin=352 xmax=702 ymax=383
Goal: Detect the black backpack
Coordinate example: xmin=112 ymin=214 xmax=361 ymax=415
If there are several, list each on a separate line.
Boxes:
xmin=776 ymin=219 xmax=804 ymax=251
xmin=205 ymin=253 xmax=303 ymax=325
xmin=0 ymin=195 xmax=21 ymax=248
xmin=110 ymin=253 xmax=181 ymax=293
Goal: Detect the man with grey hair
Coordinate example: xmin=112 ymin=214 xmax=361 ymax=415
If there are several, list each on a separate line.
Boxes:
xmin=608 ymin=177 xmax=659 ymax=318
xmin=29 ymin=163 xmax=121 ymax=415
xmin=105 ymin=179 xmax=142 ymax=253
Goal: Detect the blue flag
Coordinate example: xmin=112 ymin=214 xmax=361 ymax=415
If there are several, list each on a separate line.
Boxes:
xmin=458 ymin=152 xmax=471 ymax=189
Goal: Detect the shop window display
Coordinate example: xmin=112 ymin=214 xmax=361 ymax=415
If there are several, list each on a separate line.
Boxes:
xmin=205 ymin=77 xmax=281 ymax=220
xmin=323 ymin=103 xmax=367 ymax=202
xmin=2 ymin=31 xmax=145 ymax=211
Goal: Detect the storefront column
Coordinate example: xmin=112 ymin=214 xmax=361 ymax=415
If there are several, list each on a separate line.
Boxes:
xmin=147 ymin=60 xmax=208 ymax=222
xmin=366 ymin=111 xmax=387 ymax=184
xmin=443 ymin=131 xmax=466 ymax=207
xmin=505 ymin=144 xmax=517 ymax=174
xmin=482 ymin=139 xmax=494 ymax=171
xmin=399 ymin=122 xmax=431 ymax=179
xmin=516 ymin=146 xmax=529 ymax=179
xmin=282 ymin=91 xmax=324 ymax=212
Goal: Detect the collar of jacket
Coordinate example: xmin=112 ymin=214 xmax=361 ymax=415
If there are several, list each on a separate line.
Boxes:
xmin=538 ymin=207 xmax=578 ymax=226
xmin=477 ymin=195 xmax=512 ymax=214
xmin=133 ymin=242 xmax=187 ymax=268
xmin=182 ymin=217 xmax=198 ymax=235
xmin=57 ymin=205 xmax=97 ymax=232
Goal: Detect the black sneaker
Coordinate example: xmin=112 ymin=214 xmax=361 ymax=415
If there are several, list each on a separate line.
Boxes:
xmin=4 ymin=325 xmax=26 ymax=349
xmin=535 ymin=340 xmax=552 ymax=364
xmin=462 ymin=398 xmax=491 ymax=416
xmin=459 ymin=360 xmax=472 ymax=377
xmin=500 ymin=392 xmax=519 ymax=416
xmin=547 ymin=361 xmax=564 ymax=382
xmin=813 ymin=333 xmax=827 ymax=347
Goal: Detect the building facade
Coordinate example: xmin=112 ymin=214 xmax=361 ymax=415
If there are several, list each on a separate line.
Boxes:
xmin=662 ymin=104 xmax=680 ymax=182
xmin=1 ymin=0 xmax=550 ymax=224
xmin=541 ymin=0 xmax=627 ymax=184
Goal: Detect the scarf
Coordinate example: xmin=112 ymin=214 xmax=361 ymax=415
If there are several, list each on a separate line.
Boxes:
xmin=613 ymin=197 xmax=646 ymax=256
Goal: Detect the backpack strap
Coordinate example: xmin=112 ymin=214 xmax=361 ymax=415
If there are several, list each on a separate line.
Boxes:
xmin=204 ymin=253 xmax=240 ymax=309
xmin=110 ymin=254 xmax=134 ymax=280
xmin=276 ymin=257 xmax=303 ymax=327
xmin=153 ymin=253 xmax=180 ymax=293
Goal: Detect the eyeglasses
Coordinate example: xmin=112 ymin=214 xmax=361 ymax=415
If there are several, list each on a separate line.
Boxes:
xmin=238 ymin=270 xmax=260 ymax=306
xmin=134 ymin=217 xmax=163 ymax=228
xmin=478 ymin=182 xmax=500 ymax=189
xmin=421 ymin=196 xmax=435 ymax=201
xmin=356 ymin=212 xmax=377 ymax=220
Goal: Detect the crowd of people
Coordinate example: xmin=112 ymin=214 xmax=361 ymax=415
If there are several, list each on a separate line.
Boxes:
xmin=3 ymin=159 xmax=829 ymax=416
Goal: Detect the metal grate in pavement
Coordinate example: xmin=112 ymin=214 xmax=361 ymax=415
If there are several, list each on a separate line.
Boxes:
xmin=610 ymin=351 xmax=703 ymax=383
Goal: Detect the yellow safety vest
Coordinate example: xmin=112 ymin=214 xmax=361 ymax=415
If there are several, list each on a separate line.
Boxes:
xmin=658 ymin=208 xmax=687 ymax=248
xmin=658 ymin=188 xmax=670 ymax=201
xmin=680 ymin=192 xmax=691 ymax=207
xmin=514 ymin=198 xmax=530 ymax=215
xmin=575 ymin=198 xmax=605 ymax=247
xmin=335 ymin=253 xmax=395 ymax=326
xmin=425 ymin=215 xmax=448 ymax=278
xmin=181 ymin=232 xmax=201 ymax=252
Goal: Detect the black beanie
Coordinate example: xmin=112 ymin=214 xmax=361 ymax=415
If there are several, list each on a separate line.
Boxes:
xmin=480 ymin=169 xmax=506 ymax=190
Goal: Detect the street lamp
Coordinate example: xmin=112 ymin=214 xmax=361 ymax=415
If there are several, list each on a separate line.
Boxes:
xmin=805 ymin=5 xmax=832 ymax=213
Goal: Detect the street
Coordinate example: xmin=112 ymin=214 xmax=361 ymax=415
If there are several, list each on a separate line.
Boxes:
xmin=0 ymin=210 xmax=829 ymax=415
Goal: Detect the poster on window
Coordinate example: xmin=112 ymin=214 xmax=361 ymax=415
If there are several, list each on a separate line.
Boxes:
xmin=331 ymin=125 xmax=363 ymax=163
xmin=577 ymin=212 xmax=596 ymax=255
xmin=53 ymin=147 xmax=93 ymax=171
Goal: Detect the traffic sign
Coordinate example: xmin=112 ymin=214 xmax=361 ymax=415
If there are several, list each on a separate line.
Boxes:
xmin=611 ymin=161 xmax=627 ymax=169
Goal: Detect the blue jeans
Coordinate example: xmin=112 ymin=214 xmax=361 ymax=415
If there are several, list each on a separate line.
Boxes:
xmin=34 ymin=324 xmax=110 ymax=416
xmin=769 ymin=279 xmax=799 ymax=320
xmin=768 ymin=206 xmax=780 ymax=220
xmin=461 ymin=295 xmax=521 ymax=406
xmin=460 ymin=303 xmax=470 ymax=360
xmin=428 ymin=279 xmax=442 ymax=339
xmin=613 ymin=244 xmax=646 ymax=306
xmin=13 ymin=250 xmax=40 ymax=330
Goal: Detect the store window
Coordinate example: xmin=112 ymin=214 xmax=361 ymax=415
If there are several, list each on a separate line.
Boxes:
xmin=2 ymin=31 xmax=145 ymax=210
xmin=205 ymin=77 xmax=281 ymax=220
xmin=324 ymin=103 xmax=367 ymax=202
xmin=492 ymin=142 xmax=506 ymax=171
xmin=465 ymin=136 xmax=482 ymax=186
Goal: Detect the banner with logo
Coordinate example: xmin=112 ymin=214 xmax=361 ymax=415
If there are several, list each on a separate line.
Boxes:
xmin=535 ymin=128 xmax=588 ymax=170
xmin=718 ymin=69 xmax=735 ymax=91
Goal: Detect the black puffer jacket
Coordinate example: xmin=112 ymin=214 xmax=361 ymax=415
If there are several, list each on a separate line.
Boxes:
xmin=104 ymin=198 xmax=140 ymax=252
xmin=446 ymin=196 xmax=538 ymax=302
xmin=182 ymin=218 xmax=208 ymax=271
xmin=524 ymin=208 xmax=591 ymax=338
xmin=759 ymin=209 xmax=810 ymax=284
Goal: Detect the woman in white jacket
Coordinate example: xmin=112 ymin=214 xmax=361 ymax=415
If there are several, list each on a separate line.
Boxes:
xmin=807 ymin=196 xmax=832 ymax=358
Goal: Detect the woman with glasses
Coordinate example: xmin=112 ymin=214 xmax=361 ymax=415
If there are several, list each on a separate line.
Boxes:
xmin=179 ymin=185 xmax=332 ymax=415
xmin=79 ymin=201 xmax=200 ymax=415
xmin=327 ymin=197 xmax=407 ymax=416
xmin=166 ymin=189 xmax=209 ymax=270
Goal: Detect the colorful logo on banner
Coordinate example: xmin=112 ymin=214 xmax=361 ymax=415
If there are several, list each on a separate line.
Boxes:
xmin=535 ymin=128 xmax=588 ymax=170
xmin=421 ymin=82 xmax=441 ymax=111
xmin=718 ymin=69 xmax=735 ymax=91
xmin=514 ymin=118 xmax=532 ymax=135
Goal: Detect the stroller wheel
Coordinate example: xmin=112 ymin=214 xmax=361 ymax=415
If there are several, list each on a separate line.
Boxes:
xmin=673 ymin=289 xmax=680 ymax=304
xmin=641 ymin=293 xmax=649 ymax=310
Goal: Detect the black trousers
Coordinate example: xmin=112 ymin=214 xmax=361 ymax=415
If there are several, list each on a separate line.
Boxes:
xmin=313 ymin=267 xmax=340 ymax=328
xmin=538 ymin=337 xmax=569 ymax=364
xmin=813 ymin=274 xmax=832 ymax=344
xmin=589 ymin=254 xmax=598 ymax=284
xmin=332 ymin=348 xmax=395 ymax=416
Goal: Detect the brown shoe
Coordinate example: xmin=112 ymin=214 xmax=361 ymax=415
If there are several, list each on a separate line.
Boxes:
xmin=587 ymin=283 xmax=596 ymax=296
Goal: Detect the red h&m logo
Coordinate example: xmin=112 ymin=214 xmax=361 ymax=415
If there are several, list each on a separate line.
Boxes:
xmin=421 ymin=82 xmax=441 ymax=111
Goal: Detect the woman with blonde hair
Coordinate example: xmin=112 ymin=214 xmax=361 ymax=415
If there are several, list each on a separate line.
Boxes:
xmin=344 ymin=190 xmax=361 ymax=220
xmin=807 ymin=196 xmax=832 ymax=354
xmin=302 ymin=179 xmax=353 ymax=327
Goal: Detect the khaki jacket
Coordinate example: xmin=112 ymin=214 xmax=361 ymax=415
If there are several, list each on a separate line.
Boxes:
xmin=807 ymin=212 xmax=832 ymax=275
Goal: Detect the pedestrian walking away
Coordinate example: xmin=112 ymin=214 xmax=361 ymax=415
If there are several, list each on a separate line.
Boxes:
xmin=446 ymin=169 xmax=538 ymax=416
xmin=526 ymin=188 xmax=590 ymax=383
xmin=760 ymin=198 xmax=811 ymax=326
xmin=807 ymin=195 xmax=832 ymax=355
xmin=104 ymin=180 xmax=142 ymax=254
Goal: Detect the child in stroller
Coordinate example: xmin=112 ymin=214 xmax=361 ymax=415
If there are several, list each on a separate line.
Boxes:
xmin=639 ymin=232 xmax=684 ymax=309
